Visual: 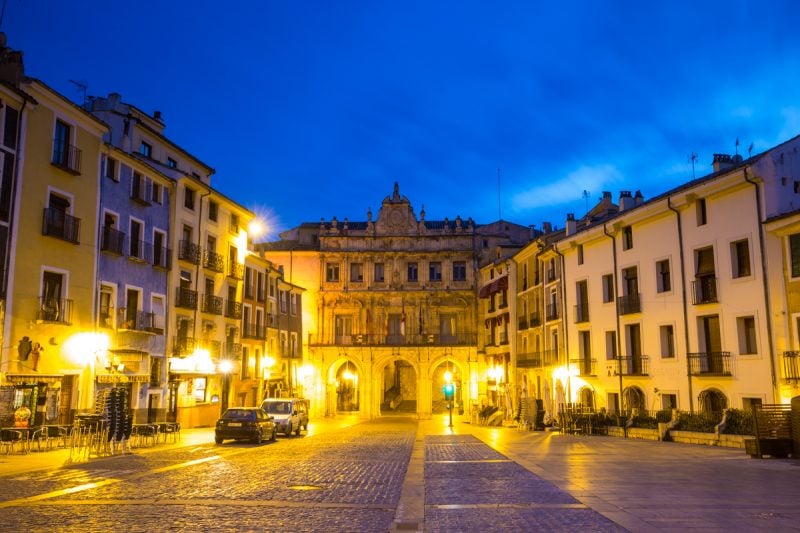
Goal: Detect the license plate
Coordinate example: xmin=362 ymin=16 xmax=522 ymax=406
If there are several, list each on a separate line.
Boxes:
xmin=228 ymin=422 xmax=242 ymax=427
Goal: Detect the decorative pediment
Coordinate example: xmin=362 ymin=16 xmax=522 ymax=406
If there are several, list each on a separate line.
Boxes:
xmin=375 ymin=182 xmax=419 ymax=235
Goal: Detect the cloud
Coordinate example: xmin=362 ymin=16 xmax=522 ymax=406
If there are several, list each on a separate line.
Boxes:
xmin=510 ymin=164 xmax=623 ymax=212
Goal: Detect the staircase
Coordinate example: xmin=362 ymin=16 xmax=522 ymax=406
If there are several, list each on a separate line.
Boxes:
xmin=394 ymin=400 xmax=417 ymax=413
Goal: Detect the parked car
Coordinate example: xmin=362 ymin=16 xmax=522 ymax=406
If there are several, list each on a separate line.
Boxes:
xmin=215 ymin=407 xmax=277 ymax=444
xmin=261 ymin=398 xmax=309 ymax=436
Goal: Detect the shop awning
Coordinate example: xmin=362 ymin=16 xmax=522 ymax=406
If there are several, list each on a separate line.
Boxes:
xmin=478 ymin=275 xmax=508 ymax=298
xmin=4 ymin=373 xmax=63 ymax=384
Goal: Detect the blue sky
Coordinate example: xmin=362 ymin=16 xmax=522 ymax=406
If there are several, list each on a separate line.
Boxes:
xmin=6 ymin=1 xmax=800 ymax=239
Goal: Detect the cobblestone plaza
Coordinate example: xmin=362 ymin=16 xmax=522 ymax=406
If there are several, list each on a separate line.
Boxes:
xmin=1 ymin=416 xmax=799 ymax=532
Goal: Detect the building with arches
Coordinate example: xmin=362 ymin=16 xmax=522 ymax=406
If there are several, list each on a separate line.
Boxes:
xmin=256 ymin=183 xmax=531 ymax=419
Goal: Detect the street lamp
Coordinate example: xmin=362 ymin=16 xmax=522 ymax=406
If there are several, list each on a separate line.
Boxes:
xmin=219 ymin=359 xmax=234 ymax=414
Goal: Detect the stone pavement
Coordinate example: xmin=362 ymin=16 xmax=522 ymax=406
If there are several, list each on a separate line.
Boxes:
xmin=1 ymin=415 xmax=799 ymax=531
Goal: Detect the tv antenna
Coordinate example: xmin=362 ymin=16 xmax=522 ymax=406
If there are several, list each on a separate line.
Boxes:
xmin=582 ymin=190 xmax=590 ymax=214
xmin=69 ymin=79 xmax=88 ymax=106
xmin=688 ymin=152 xmax=698 ymax=179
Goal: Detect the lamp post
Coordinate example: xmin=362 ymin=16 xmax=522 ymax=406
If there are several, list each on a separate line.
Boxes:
xmin=219 ymin=359 xmax=233 ymax=414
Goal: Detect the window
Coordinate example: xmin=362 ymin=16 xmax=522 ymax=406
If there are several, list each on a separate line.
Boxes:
xmin=291 ymin=293 xmax=298 ymax=315
xmin=41 ymin=270 xmax=65 ymax=322
xmin=731 ymin=239 xmax=751 ymax=278
xmin=661 ymin=394 xmax=678 ymax=410
xmin=153 ymin=230 xmax=167 ymax=268
xmin=241 ymin=347 xmax=250 ymax=380
xmin=622 ymin=226 xmax=633 ymax=250
xmin=131 ymin=172 xmax=149 ymax=203
xmin=482 ymin=239 xmax=489 ymax=249
xmin=660 ymin=325 xmax=675 ymax=358
xmin=192 ymin=377 xmax=207 ymax=402
xmin=791 ymin=234 xmax=800 ymax=278
xmin=656 ymin=259 xmax=671 ymax=293
xmin=605 ymin=331 xmax=617 ymax=360
xmin=350 ymin=262 xmax=363 ymax=282
xmin=208 ymin=201 xmax=218 ymax=222
xmin=374 ymin=263 xmax=384 ymax=283
xmin=167 ymin=157 xmax=177 ymax=168
xmin=602 ymin=274 xmax=614 ymax=303
xmin=140 ymin=141 xmax=152 ymax=158
xmin=737 ymin=316 xmax=757 ymax=354
xmin=129 ymin=219 xmax=144 ymax=259
xmin=326 ymin=262 xmax=340 ymax=282
xmin=230 ymin=214 xmax=240 ymax=233
xmin=577 ymin=244 xmax=584 ymax=265
xmin=106 ymin=157 xmax=118 ymax=182
xmin=99 ymin=284 xmax=114 ymax=328
xmin=453 ymin=261 xmax=467 ymax=282
xmin=151 ymin=182 xmax=162 ymax=204
xmin=407 ymin=262 xmax=418 ymax=282
xmin=696 ymin=198 xmax=707 ymax=226
xmin=3 ymin=104 xmax=18 ymax=149
xmin=52 ymin=119 xmax=71 ymax=166
xmin=742 ymin=397 xmax=763 ymax=412
xmin=429 ymin=261 xmax=442 ymax=282
xmin=184 ymin=187 xmax=195 ymax=210
xmin=151 ymin=295 xmax=165 ymax=331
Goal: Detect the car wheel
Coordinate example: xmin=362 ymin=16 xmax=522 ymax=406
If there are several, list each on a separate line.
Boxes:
xmin=253 ymin=429 xmax=263 ymax=444
xmin=270 ymin=427 xmax=277 ymax=441
xmin=215 ymin=436 xmax=223 ymax=445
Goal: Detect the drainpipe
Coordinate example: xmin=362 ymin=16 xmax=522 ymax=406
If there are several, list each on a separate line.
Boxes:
xmin=603 ymin=223 xmax=625 ymax=437
xmin=667 ymin=197 xmax=694 ymax=412
xmin=552 ymin=244 xmax=570 ymax=405
xmin=744 ymin=168 xmax=778 ymax=401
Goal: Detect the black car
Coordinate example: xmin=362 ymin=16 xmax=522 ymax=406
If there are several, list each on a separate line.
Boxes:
xmin=215 ymin=407 xmax=277 ymax=444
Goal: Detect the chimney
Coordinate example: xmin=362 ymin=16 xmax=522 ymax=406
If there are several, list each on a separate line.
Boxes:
xmin=542 ymin=221 xmax=552 ymax=234
xmin=618 ymin=190 xmax=634 ymax=211
xmin=108 ymin=92 xmax=122 ymax=108
xmin=0 ymin=38 xmax=25 ymax=86
xmin=565 ymin=213 xmax=576 ymax=236
xmin=634 ymin=190 xmax=644 ymax=206
xmin=712 ymin=154 xmax=735 ymax=172
xmin=153 ymin=110 xmax=163 ymax=122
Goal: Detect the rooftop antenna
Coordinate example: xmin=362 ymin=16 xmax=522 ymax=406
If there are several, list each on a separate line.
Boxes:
xmin=69 ymin=79 xmax=88 ymax=107
xmin=582 ymin=190 xmax=590 ymax=215
xmin=748 ymin=142 xmax=754 ymax=158
xmin=688 ymin=152 xmax=698 ymax=179
xmin=497 ymin=167 xmax=502 ymax=221
xmin=735 ymin=137 xmax=740 ymax=156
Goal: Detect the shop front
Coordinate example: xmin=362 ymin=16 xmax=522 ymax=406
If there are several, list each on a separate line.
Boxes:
xmin=1 ymin=373 xmax=74 ymax=427
xmin=168 ymin=354 xmax=227 ymax=428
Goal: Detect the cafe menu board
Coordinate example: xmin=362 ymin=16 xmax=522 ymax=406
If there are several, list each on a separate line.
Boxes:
xmin=0 ymin=386 xmax=15 ymax=424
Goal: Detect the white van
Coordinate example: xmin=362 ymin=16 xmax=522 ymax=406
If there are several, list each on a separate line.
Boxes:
xmin=260 ymin=398 xmax=309 ymax=437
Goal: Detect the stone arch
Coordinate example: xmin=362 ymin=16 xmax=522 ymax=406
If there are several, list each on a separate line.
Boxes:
xmin=326 ymin=356 xmax=365 ymax=414
xmin=577 ymin=385 xmax=595 ymax=409
xmin=622 ymin=385 xmax=646 ymax=411
xmin=372 ymin=351 xmax=420 ymax=417
xmin=698 ymin=387 xmax=728 ymax=414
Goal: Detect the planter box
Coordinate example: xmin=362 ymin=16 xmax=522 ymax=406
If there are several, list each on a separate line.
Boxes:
xmin=606 ymin=426 xmax=659 ymax=440
xmin=669 ymin=430 xmax=752 ymax=449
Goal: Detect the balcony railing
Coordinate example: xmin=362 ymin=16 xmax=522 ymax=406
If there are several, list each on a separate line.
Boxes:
xmin=128 ymin=239 xmax=153 ymax=263
xmin=529 ymin=312 xmax=540 ymax=327
xmin=244 ymin=284 xmax=255 ymax=299
xmin=118 ymin=308 xmax=162 ymax=333
xmin=242 ymin=323 xmax=266 ymax=339
xmin=225 ymin=342 xmax=242 ymax=360
xmin=130 ymin=179 xmax=151 ymax=204
xmin=783 ymin=351 xmax=800 ymax=380
xmin=175 ymin=287 xmax=198 ymax=310
xmin=267 ymin=313 xmax=278 ymax=327
xmin=546 ymin=268 xmax=557 ymax=283
xmin=37 ymin=297 xmax=73 ymax=324
xmin=518 ymin=317 xmax=529 ymax=330
xmin=688 ymin=351 xmax=731 ymax=376
xmin=569 ymin=358 xmax=597 ymax=376
xmin=203 ymin=250 xmax=225 ymax=272
xmin=614 ymin=355 xmax=649 ymax=376
xmin=618 ymin=293 xmax=641 ymax=315
xmin=101 ymin=226 xmax=125 ymax=254
xmin=153 ymin=246 xmax=171 ymax=269
xmin=224 ymin=300 xmax=242 ymax=319
xmin=517 ymin=349 xmax=558 ymax=368
xmin=311 ymin=332 xmax=477 ymax=347
xmin=573 ymin=303 xmax=589 ymax=323
xmin=51 ymin=141 xmax=81 ymax=174
xmin=42 ymin=208 xmax=80 ymax=243
xmin=692 ymin=276 xmax=718 ymax=304
xmin=200 ymin=294 xmax=223 ymax=315
xmin=172 ymin=337 xmax=196 ymax=356
xmin=228 ymin=263 xmax=244 ymax=280
xmin=545 ymin=303 xmax=560 ymax=321
xmin=178 ymin=240 xmax=201 ymax=264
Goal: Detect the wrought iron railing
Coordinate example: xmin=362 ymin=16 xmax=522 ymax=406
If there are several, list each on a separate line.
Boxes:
xmin=42 ymin=208 xmax=80 ymax=243
xmin=203 ymin=250 xmax=225 ymax=272
xmin=569 ymin=358 xmax=597 ymax=376
xmin=692 ymin=276 xmax=718 ymax=304
xmin=574 ymin=303 xmax=589 ymax=323
xmin=37 ymin=297 xmax=73 ymax=323
xmin=200 ymin=294 xmax=223 ymax=315
xmin=228 ymin=263 xmax=244 ymax=280
xmin=224 ymin=300 xmax=242 ymax=319
xmin=101 ymin=226 xmax=125 ymax=254
xmin=175 ymin=287 xmax=198 ymax=310
xmin=153 ymin=246 xmax=171 ymax=269
xmin=51 ymin=141 xmax=81 ymax=174
xmin=310 ymin=332 xmax=478 ymax=346
xmin=618 ymin=293 xmax=641 ymax=315
xmin=783 ymin=351 xmax=800 ymax=380
xmin=614 ymin=355 xmax=649 ymax=376
xmin=178 ymin=240 xmax=201 ymax=264
xmin=242 ymin=323 xmax=267 ymax=339
xmin=688 ymin=351 xmax=731 ymax=376
xmin=545 ymin=303 xmax=560 ymax=321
